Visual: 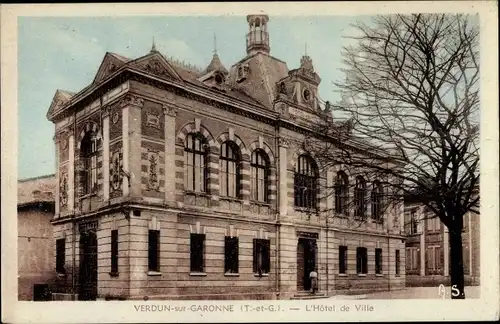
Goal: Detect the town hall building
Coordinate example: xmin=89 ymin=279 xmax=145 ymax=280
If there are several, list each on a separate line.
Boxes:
xmin=47 ymin=14 xmax=406 ymax=300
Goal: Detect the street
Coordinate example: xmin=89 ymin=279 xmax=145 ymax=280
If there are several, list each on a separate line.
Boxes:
xmin=330 ymin=286 xmax=480 ymax=300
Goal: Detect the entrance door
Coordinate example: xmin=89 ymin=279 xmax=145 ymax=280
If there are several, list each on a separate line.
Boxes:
xmin=79 ymin=231 xmax=98 ymax=301
xmin=297 ymin=238 xmax=317 ymax=291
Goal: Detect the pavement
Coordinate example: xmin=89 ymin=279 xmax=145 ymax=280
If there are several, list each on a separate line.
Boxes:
xmin=329 ymin=286 xmax=480 ymax=300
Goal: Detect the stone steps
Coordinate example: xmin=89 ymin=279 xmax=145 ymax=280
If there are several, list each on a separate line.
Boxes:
xmin=291 ymin=292 xmax=329 ymax=300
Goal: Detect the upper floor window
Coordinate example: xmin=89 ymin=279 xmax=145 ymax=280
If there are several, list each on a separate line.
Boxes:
xmin=294 ymin=155 xmax=318 ymax=209
xmin=335 ymin=171 xmax=348 ymax=216
xmin=80 ymin=132 xmax=99 ymax=195
xmin=184 ymin=133 xmax=208 ymax=192
xmin=409 ymin=209 xmax=419 ymax=235
xmin=251 ymin=149 xmax=269 ymax=202
xmin=220 ymin=141 xmax=241 ymax=198
xmin=354 ymin=176 xmax=366 ymax=218
xmin=371 ymin=180 xmax=383 ymax=222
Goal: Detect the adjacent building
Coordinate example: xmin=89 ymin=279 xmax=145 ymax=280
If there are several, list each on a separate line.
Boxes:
xmin=46 ymin=14 xmax=406 ymax=300
xmin=404 ymin=201 xmax=480 ymax=287
xmin=17 ymin=174 xmax=56 ymax=300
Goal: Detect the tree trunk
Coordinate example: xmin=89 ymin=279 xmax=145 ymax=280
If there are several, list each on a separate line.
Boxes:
xmin=449 ymin=229 xmax=466 ymax=299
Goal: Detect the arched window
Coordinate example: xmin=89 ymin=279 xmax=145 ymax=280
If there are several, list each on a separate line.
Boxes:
xmin=80 ymin=132 xmax=99 ymax=195
xmin=354 ymin=176 xmax=367 ymax=218
xmin=220 ymin=141 xmax=241 ymax=198
xmin=335 ymin=171 xmax=349 ymax=215
xmin=371 ymin=180 xmax=383 ymax=222
xmin=184 ymin=133 xmax=207 ymax=192
xmin=251 ymin=149 xmax=269 ymax=202
xmin=294 ymin=155 xmax=318 ymax=209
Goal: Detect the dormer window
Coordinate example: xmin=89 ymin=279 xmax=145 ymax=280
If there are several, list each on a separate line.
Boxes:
xmin=236 ymin=63 xmax=249 ymax=82
xmin=215 ymin=73 xmax=224 ymax=85
xmin=303 ymin=88 xmax=311 ymax=102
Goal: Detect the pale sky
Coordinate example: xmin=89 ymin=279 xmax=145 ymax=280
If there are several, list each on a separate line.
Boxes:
xmin=18 ymin=15 xmax=371 ymax=179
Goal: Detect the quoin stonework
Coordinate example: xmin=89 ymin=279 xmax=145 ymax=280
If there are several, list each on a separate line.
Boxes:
xmin=46 ymin=14 xmax=406 ymax=301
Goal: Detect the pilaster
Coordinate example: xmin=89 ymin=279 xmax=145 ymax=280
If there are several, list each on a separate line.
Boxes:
xmin=278 ymin=137 xmax=289 ymax=217
xmin=163 ymin=104 xmax=177 ymax=203
xmin=54 ymin=135 xmax=60 ymax=215
xmin=102 ymin=107 xmax=110 ymax=201
xmin=68 ymin=129 xmax=75 ymax=211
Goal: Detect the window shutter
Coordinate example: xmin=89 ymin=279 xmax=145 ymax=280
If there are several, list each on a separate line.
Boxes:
xmin=224 ymin=236 xmax=230 ymax=272
xmin=263 ymin=239 xmax=271 ymax=273
xmin=233 ymin=237 xmax=239 ymax=273
xmin=252 ymin=239 xmax=258 ymax=273
xmin=111 ymin=230 xmax=118 ymax=273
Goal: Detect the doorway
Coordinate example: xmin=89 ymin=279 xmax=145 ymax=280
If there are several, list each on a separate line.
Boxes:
xmin=78 ymin=230 xmax=98 ymax=301
xmin=297 ymin=238 xmax=317 ymax=291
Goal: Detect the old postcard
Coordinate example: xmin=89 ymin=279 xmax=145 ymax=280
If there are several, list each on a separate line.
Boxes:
xmin=1 ymin=1 xmax=499 ymax=323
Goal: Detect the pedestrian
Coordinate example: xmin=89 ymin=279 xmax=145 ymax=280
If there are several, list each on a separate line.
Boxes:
xmin=309 ymin=268 xmax=318 ymax=294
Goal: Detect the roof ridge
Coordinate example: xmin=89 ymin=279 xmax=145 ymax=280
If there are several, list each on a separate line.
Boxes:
xmin=18 ymin=173 xmax=56 ymax=182
xmin=163 ymin=54 xmax=203 ymax=74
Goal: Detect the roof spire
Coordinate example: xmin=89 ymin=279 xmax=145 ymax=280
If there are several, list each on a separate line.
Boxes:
xmin=151 ymin=36 xmax=158 ymax=53
xmin=213 ymin=33 xmax=217 ymax=55
xmin=305 ymin=42 xmax=308 ymax=56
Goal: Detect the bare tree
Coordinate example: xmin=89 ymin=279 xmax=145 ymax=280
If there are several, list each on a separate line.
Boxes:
xmin=305 ymin=14 xmax=479 ymax=299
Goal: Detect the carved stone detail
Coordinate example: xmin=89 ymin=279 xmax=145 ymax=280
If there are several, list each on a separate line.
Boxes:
xmin=110 ymin=150 xmax=123 ymax=191
xmin=102 ymin=105 xmax=110 ymax=118
xmin=145 ymin=59 xmax=168 ymax=77
xmin=162 ymin=105 xmax=178 ymax=117
xmin=278 ymin=137 xmax=290 ymax=148
xmin=147 ymin=150 xmax=160 ymax=191
xmin=146 ymin=113 xmax=161 ymax=129
xmin=119 ymin=95 xmax=144 ymax=108
xmin=59 ymin=171 xmax=68 ymax=207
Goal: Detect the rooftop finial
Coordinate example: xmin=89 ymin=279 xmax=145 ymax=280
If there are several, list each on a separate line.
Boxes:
xmin=213 ymin=33 xmax=217 ymax=55
xmin=305 ymin=42 xmax=308 ymax=56
xmin=151 ymin=36 xmax=158 ymax=53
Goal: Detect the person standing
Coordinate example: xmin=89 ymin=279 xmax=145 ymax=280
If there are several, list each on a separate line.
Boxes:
xmin=309 ymin=268 xmax=318 ymax=294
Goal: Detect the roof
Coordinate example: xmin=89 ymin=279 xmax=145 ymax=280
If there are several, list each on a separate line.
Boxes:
xmin=18 ymin=174 xmax=56 ymax=207
xmin=204 ymin=53 xmax=228 ymax=74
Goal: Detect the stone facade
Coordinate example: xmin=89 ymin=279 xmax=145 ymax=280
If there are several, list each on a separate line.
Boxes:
xmin=404 ymin=202 xmax=480 ymax=287
xmin=17 ymin=175 xmax=56 ymax=300
xmin=46 ymin=14 xmax=406 ymax=300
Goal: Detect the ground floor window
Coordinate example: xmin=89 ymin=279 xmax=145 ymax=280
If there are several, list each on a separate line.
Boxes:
xmin=56 ymin=238 xmax=66 ymax=274
xmin=395 ymin=249 xmax=401 ymax=275
xmin=224 ymin=236 xmax=239 ymax=274
xmin=110 ymin=229 xmax=118 ymax=274
xmin=356 ymin=247 xmax=368 ymax=274
xmin=148 ymin=230 xmax=160 ymax=272
xmin=190 ymin=233 xmax=205 ymax=273
xmin=253 ymin=239 xmax=270 ymax=275
xmin=405 ymin=247 xmax=420 ymax=271
xmin=339 ymin=245 xmax=347 ymax=274
xmin=375 ymin=248 xmax=382 ymax=274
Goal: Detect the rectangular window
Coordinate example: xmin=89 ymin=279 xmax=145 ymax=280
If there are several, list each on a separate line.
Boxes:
xmin=339 ymin=245 xmax=347 ymax=274
xmin=111 ymin=229 xmax=118 ymax=274
xmin=395 ymin=250 xmax=400 ymax=275
xmin=253 ymin=239 xmax=270 ymax=274
xmin=190 ymin=233 xmax=205 ymax=273
xmin=405 ymin=248 xmax=411 ymax=270
xmin=434 ymin=246 xmax=441 ymax=270
xmin=375 ymin=248 xmax=382 ymax=274
xmin=356 ymin=247 xmax=368 ymax=274
xmin=410 ymin=210 xmax=418 ymax=234
xmin=56 ymin=238 xmax=66 ymax=274
xmin=148 ymin=230 xmax=160 ymax=272
xmin=224 ymin=236 xmax=239 ymax=274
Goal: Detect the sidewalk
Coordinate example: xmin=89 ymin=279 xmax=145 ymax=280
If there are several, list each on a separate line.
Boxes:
xmin=329 ymin=286 xmax=480 ymax=300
